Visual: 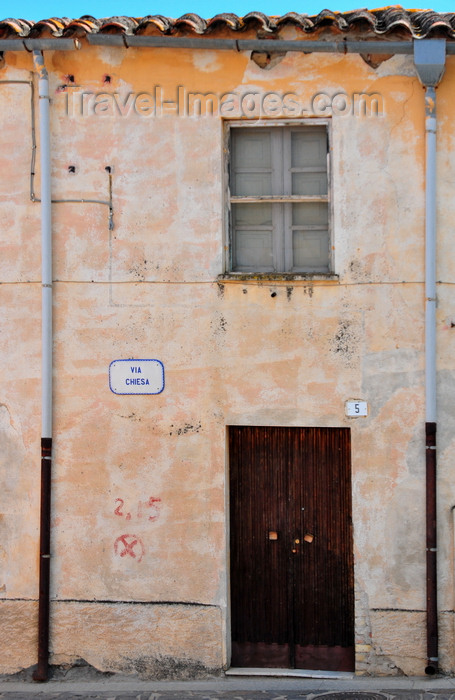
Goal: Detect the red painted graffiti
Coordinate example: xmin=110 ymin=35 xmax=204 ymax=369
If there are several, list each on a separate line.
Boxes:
xmin=147 ymin=496 xmax=162 ymax=521
xmin=114 ymin=496 xmax=162 ymax=521
xmin=114 ymin=534 xmax=145 ymax=562
xmin=114 ymin=498 xmax=125 ymax=516
xmin=137 ymin=496 xmax=162 ymax=521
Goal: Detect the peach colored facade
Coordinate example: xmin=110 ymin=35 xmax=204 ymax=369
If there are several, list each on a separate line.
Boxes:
xmin=1 ymin=13 xmax=455 ymax=678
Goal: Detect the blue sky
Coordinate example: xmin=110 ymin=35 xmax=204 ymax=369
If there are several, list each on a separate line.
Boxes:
xmin=4 ymin=0 xmax=453 ymax=22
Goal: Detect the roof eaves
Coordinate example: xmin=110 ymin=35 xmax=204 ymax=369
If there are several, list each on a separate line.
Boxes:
xmin=1 ymin=8 xmax=455 ymax=41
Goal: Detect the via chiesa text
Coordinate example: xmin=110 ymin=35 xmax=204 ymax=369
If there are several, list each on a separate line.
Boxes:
xmin=126 ymin=365 xmax=150 ymax=386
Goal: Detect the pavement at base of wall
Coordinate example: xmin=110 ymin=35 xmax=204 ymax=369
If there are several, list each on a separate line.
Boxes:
xmin=2 ymin=671 xmax=455 ymax=700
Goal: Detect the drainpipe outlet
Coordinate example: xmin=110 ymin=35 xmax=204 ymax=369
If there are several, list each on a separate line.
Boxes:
xmin=414 ymin=39 xmax=446 ymax=87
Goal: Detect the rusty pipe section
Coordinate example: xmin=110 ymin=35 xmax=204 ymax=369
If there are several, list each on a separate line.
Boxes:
xmin=32 ymin=50 xmax=52 ymax=683
xmin=426 ymin=422 xmax=437 ymax=674
xmin=34 ymin=437 xmax=52 ymax=681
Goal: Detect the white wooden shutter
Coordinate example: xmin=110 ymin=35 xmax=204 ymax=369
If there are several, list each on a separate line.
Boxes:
xmin=231 ymin=129 xmax=275 ymax=271
xmin=230 ymin=126 xmax=329 ymax=273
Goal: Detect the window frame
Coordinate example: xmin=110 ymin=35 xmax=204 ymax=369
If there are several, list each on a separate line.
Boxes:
xmin=223 ymin=118 xmax=334 ymax=279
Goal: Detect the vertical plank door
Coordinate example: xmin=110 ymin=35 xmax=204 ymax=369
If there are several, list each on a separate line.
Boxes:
xmin=229 ymin=426 xmax=354 ymax=671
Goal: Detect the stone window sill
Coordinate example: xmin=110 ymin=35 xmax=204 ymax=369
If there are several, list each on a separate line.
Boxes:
xmin=218 ymin=273 xmax=339 ymax=283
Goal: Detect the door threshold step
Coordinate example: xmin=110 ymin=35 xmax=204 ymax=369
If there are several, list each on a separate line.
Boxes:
xmin=226 ymin=668 xmax=355 ymax=679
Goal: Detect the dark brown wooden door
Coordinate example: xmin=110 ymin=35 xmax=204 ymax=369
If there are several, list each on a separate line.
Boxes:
xmin=229 ymin=426 xmax=354 ymax=671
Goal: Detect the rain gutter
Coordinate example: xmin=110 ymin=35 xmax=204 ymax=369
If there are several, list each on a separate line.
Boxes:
xmin=0 ymin=36 xmax=453 ymax=56
xmin=0 ymin=39 xmax=78 ymax=51
xmin=84 ymin=35 xmax=455 ymax=54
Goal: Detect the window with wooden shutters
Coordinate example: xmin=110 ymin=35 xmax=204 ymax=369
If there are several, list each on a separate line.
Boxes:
xmin=229 ymin=125 xmax=330 ymax=274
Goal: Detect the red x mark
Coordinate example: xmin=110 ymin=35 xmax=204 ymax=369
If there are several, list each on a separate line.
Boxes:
xmin=114 ymin=534 xmax=145 ymax=562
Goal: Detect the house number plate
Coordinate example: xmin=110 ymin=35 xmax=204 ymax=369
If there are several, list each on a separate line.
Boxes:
xmin=345 ymin=399 xmax=368 ymax=417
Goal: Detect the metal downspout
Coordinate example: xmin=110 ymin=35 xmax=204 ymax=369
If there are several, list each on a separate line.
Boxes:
xmin=413 ymin=39 xmax=446 ymax=676
xmin=424 ymin=85 xmax=438 ymax=677
xmin=32 ymin=50 xmax=52 ymax=683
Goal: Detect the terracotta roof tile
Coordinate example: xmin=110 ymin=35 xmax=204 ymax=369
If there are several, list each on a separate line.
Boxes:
xmin=28 ymin=17 xmax=68 ymax=37
xmin=135 ymin=15 xmax=176 ymax=33
xmin=172 ymin=13 xmax=208 ymax=33
xmin=205 ymin=13 xmax=243 ymax=30
xmin=0 ymin=18 xmax=33 ymax=38
xmin=1 ymin=7 xmax=455 ymax=40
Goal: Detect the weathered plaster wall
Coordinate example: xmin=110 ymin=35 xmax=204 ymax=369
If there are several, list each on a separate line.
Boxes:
xmin=1 ymin=37 xmax=455 ymax=677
